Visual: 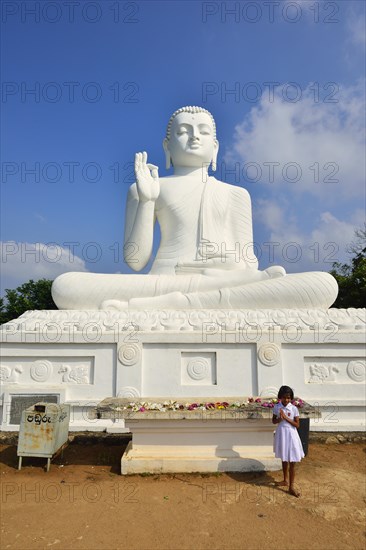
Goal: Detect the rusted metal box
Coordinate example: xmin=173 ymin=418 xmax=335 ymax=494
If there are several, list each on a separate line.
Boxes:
xmin=17 ymin=402 xmax=70 ymax=471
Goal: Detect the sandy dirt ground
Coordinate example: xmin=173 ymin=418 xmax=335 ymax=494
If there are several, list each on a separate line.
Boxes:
xmin=0 ymin=441 xmax=365 ymax=550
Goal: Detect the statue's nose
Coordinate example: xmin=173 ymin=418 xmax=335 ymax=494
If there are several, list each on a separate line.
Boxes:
xmin=191 ymin=127 xmax=200 ymax=139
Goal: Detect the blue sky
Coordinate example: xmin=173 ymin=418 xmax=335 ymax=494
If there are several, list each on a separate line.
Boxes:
xmin=1 ymin=0 xmax=365 ymax=295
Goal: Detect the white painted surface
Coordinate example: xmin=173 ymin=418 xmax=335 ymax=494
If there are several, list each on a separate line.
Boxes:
xmin=1 ymin=308 xmax=364 ymax=432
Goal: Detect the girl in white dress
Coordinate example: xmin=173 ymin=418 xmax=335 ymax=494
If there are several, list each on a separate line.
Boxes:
xmin=272 ymin=385 xmax=305 ymax=497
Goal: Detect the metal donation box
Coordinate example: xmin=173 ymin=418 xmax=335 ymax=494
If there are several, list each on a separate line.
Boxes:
xmin=17 ymin=402 xmax=70 ymax=471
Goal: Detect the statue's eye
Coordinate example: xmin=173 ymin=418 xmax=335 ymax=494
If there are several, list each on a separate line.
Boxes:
xmin=199 ymin=126 xmax=211 ymax=135
xmin=177 ymin=127 xmax=188 ymax=135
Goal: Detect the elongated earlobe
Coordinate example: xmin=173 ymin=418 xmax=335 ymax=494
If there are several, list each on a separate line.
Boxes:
xmin=163 ymin=138 xmax=171 ymax=169
xmin=211 ymin=140 xmax=219 ymax=172
xmin=165 ymin=150 xmax=171 ymax=170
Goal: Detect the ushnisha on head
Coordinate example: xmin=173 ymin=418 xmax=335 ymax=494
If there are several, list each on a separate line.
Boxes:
xmin=163 ymin=106 xmax=219 ymax=171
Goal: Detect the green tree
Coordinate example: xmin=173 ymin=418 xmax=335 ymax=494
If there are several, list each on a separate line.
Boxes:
xmin=0 ymin=279 xmax=57 ymax=324
xmin=330 ymin=226 xmax=366 ymax=309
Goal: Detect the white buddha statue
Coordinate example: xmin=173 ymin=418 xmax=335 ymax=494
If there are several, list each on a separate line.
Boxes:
xmin=52 ymin=106 xmax=338 ymax=310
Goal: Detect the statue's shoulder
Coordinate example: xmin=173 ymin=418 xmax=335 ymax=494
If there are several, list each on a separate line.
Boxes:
xmin=209 ymin=177 xmax=251 ymax=201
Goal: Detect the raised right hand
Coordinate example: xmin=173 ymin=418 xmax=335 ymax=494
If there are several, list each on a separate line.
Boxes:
xmin=135 ymin=151 xmax=160 ymax=202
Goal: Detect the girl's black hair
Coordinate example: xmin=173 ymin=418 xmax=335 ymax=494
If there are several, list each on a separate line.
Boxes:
xmin=277 ymin=385 xmax=294 ymax=400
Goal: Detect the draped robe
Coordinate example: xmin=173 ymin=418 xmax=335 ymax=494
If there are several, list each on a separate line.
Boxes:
xmin=51 ymin=177 xmax=338 ymax=310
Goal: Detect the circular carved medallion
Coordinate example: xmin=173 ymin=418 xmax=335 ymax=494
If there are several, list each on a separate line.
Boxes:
xmin=187 ymin=358 xmax=209 ymax=380
xmin=118 ymin=343 xmax=141 ymax=366
xmin=257 ymin=344 xmax=280 ymax=367
xmin=30 ymin=360 xmax=52 ymax=382
xmin=259 ymin=386 xmax=279 ymax=397
xmin=117 ymin=386 xmax=141 ymax=399
xmin=347 ymin=361 xmax=365 ymax=382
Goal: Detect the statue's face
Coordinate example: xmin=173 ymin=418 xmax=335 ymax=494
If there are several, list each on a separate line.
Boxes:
xmin=166 ymin=111 xmax=218 ymax=168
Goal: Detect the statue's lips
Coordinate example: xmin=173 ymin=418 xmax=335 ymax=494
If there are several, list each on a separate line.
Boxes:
xmin=187 ymin=144 xmax=201 ymax=150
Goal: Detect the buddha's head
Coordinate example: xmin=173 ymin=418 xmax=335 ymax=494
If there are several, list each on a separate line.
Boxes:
xmin=163 ymin=106 xmax=219 ymax=171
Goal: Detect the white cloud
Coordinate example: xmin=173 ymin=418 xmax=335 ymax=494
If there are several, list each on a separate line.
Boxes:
xmin=255 ymin=202 xmax=364 ymax=272
xmin=255 ymin=198 xmax=289 ymax=234
xmin=227 ymin=81 xmax=365 ymax=198
xmin=346 ymin=9 xmax=366 ymax=48
xmin=0 ymin=242 xmax=88 ymax=294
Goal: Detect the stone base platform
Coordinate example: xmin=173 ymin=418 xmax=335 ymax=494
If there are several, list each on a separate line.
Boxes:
xmin=0 ymin=308 xmax=365 ymax=432
xmin=122 ymin=418 xmax=282 ymax=474
xmin=122 ymin=439 xmax=281 ymax=475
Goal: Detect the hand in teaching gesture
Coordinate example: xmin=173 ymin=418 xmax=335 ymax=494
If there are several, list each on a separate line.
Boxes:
xmin=135 ymin=151 xmax=160 ymax=202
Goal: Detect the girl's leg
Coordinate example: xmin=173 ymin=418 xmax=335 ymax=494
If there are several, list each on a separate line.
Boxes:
xmin=289 ymin=462 xmax=300 ymax=497
xmin=277 ymin=461 xmax=289 ymax=486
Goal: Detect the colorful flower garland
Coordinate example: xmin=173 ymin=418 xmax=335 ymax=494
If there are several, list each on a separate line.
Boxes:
xmin=113 ymin=398 xmax=305 ymax=413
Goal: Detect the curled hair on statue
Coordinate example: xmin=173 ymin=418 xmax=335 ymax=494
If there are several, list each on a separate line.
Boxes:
xmin=165 ymin=105 xmax=217 ymax=140
xmin=277 ymin=385 xmax=294 ymax=400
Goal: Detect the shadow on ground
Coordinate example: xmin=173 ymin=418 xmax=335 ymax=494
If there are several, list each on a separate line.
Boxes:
xmin=0 ymin=438 xmax=131 ymax=474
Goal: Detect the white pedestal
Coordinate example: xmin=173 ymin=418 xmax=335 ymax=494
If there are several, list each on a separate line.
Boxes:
xmin=121 ymin=418 xmax=281 ymax=474
xmin=0 ymin=308 xmax=365 ymax=432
